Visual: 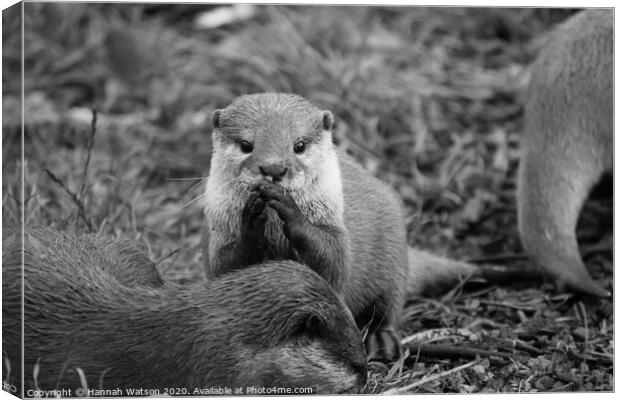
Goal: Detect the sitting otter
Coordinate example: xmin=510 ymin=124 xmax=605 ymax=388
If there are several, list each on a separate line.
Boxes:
xmin=202 ymin=93 xmax=408 ymax=360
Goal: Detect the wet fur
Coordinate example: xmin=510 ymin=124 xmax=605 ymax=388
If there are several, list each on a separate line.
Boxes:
xmin=517 ymin=10 xmax=612 ymax=297
xmin=2 ymin=226 xmax=366 ymax=394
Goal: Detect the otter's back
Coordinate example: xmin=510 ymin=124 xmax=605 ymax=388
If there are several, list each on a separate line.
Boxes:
xmin=524 ymin=9 xmax=612 ymax=164
xmin=338 ymin=151 xmax=408 ymax=316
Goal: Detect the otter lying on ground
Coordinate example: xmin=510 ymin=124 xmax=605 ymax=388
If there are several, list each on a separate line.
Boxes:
xmin=2 ymin=226 xmax=367 ymax=395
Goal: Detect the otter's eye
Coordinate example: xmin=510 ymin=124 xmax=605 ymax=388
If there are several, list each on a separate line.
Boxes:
xmin=293 ymin=141 xmax=306 ymax=154
xmin=239 ymin=140 xmax=253 ymax=154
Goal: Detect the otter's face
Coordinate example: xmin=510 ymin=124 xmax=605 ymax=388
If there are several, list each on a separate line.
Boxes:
xmin=235 ymin=307 xmax=368 ymax=394
xmin=222 ymin=260 xmax=368 ymax=394
xmin=210 ymin=94 xmax=335 ymax=191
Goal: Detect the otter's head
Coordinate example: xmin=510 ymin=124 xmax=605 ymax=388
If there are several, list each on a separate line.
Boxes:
xmin=210 ymin=93 xmax=336 ymax=191
xmin=210 ymin=261 xmax=367 ymax=394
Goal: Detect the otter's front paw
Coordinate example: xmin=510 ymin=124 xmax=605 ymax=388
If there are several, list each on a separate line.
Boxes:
xmin=240 ymin=193 xmax=268 ymax=260
xmin=257 ymin=183 xmax=306 ymax=237
xmin=365 ymin=328 xmax=402 ymax=362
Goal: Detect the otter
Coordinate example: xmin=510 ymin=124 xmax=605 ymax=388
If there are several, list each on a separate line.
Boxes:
xmin=202 ymin=93 xmax=408 ymax=360
xmin=517 ymin=9 xmax=612 ymax=298
xmin=2 ymin=226 xmax=367 ymax=395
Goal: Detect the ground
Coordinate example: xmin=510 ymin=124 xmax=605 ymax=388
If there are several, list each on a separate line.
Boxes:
xmin=2 ymin=3 xmax=613 ymax=393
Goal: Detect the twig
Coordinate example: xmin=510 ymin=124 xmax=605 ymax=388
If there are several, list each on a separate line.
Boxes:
xmin=585 ymin=349 xmax=614 ymax=359
xmin=382 ymin=359 xmax=479 ymax=394
xmin=580 ymin=241 xmax=613 ymax=258
xmin=566 ymin=349 xmax=613 ymax=367
xmin=43 ymin=168 xmax=93 ymax=231
xmin=405 ymin=342 xmax=513 ymax=361
xmin=492 ymin=338 xmax=542 ymax=355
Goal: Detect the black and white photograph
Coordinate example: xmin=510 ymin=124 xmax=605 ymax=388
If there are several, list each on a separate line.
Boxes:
xmin=1 ymin=1 xmax=614 ymax=396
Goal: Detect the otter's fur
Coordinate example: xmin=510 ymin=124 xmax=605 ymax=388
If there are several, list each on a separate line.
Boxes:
xmin=517 ymin=9 xmax=612 ymax=297
xmin=2 ymin=226 xmax=367 ymax=395
xmin=203 ymin=93 xmax=407 ymax=359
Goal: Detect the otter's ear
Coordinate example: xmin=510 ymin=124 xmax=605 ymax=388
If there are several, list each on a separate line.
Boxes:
xmin=211 ymin=109 xmax=222 ymax=129
xmin=321 ymin=111 xmax=334 ymax=131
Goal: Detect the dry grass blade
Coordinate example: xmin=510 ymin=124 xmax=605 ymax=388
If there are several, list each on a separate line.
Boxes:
xmin=78 ymin=109 xmax=97 ymax=204
xmin=43 ymin=168 xmax=93 ymax=231
xmin=154 ymin=247 xmax=182 ymax=266
xmin=75 ymin=367 xmax=89 ymax=390
xmin=33 ymin=357 xmax=41 ymax=391
xmin=3 ymin=352 xmax=11 ymax=384
xmin=98 ymin=368 xmax=112 ymax=390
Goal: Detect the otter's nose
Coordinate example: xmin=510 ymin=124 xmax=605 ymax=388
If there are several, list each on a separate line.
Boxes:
xmin=259 ymin=164 xmax=288 ymax=181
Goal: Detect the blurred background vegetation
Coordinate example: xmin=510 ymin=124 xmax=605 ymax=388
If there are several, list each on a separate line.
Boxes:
xmin=2 ymin=3 xmax=612 ymax=393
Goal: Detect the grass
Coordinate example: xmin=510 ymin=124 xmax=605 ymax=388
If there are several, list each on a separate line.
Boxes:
xmin=2 ymin=3 xmax=612 ymax=393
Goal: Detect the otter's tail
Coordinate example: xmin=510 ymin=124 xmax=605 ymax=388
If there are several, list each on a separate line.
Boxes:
xmin=406 ymin=248 xmax=542 ymax=297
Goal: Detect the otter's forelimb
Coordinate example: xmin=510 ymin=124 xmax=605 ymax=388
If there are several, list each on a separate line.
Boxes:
xmin=258 ymin=182 xmax=349 ymax=292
